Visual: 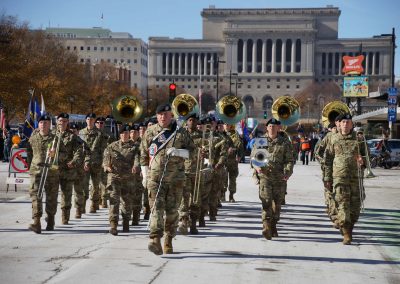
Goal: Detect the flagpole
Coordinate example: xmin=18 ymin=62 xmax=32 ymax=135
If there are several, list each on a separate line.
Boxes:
xmin=198 ymin=65 xmax=202 ymax=117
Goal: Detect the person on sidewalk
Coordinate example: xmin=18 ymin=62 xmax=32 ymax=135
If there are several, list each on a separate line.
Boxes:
xmin=252 ymin=118 xmax=293 ymax=240
xmin=103 ymin=124 xmax=140 ymax=235
xmin=323 ymin=113 xmax=366 ymax=245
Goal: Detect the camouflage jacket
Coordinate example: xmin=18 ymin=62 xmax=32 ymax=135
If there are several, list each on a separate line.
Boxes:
xmin=27 ymin=131 xmax=57 ymax=175
xmin=184 ymin=128 xmax=203 ymax=174
xmin=225 ymin=130 xmax=244 ymax=163
xmin=79 ymin=127 xmax=106 ymax=166
xmin=53 ymin=130 xmax=83 ymax=178
xmin=140 ymin=121 xmax=195 ymax=182
xmin=208 ymin=130 xmax=227 ymax=167
xmin=315 ymin=132 xmax=334 ymax=165
xmin=323 ymin=132 xmax=366 ymax=183
xmin=103 ymin=140 xmax=139 ymax=180
xmin=253 ymin=134 xmax=294 ymax=180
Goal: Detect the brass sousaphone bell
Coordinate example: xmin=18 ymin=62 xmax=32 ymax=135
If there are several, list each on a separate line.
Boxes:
xmin=111 ymin=95 xmax=143 ymax=123
xmin=271 ymin=96 xmax=300 ymax=126
xmin=321 ymin=101 xmax=350 ymax=128
xmin=215 ymin=95 xmax=246 ymax=124
xmin=171 ymin=93 xmax=199 ymax=120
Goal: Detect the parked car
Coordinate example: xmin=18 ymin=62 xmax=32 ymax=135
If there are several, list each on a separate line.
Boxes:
xmin=366 ymin=138 xmax=400 ymax=168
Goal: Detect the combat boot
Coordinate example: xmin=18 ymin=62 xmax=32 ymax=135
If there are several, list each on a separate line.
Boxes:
xmin=199 ymin=212 xmax=206 ymax=227
xmin=209 ymin=208 xmax=217 ymax=221
xmin=82 ymin=200 xmax=86 ymax=214
xmin=109 ymin=221 xmax=118 ymax=236
xmin=271 ymin=220 xmax=279 ymax=237
xmin=61 ymin=209 xmax=70 ymax=225
xmin=94 ymin=202 xmax=99 ymax=211
xmin=221 ymin=192 xmax=226 ymax=202
xmin=143 ymin=204 xmax=150 ymax=220
xmin=89 ymin=202 xmax=96 ymax=213
xmin=229 ymin=192 xmax=235 ymax=203
xmin=190 ymin=215 xmax=198 ymax=235
xmin=100 ymin=199 xmax=108 ymax=209
xmin=75 ymin=208 xmax=82 ymax=219
xmin=131 ymin=209 xmax=140 ymax=226
xmin=46 ymin=215 xmax=55 ymax=231
xmin=148 ymin=237 xmax=163 ymax=255
xmin=342 ymin=226 xmax=352 ymax=245
xmin=164 ymin=235 xmax=173 ymax=254
xmin=262 ymin=220 xmax=272 ymax=240
xmin=178 ymin=216 xmax=189 ymax=235
xmin=122 ymin=219 xmax=130 ymax=233
xmin=29 ymin=217 xmax=41 ymax=234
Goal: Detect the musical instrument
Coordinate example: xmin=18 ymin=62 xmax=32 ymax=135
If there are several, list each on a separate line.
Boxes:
xmin=215 ymin=95 xmax=246 ymax=124
xmin=359 ymin=135 xmax=376 ymax=178
xmin=111 ymin=95 xmax=143 ymax=123
xmin=171 ymin=93 xmax=199 ymax=120
xmin=321 ymin=101 xmax=350 ymax=128
xmin=271 ymin=96 xmax=300 ymax=126
xmin=250 ymin=138 xmax=270 ymax=169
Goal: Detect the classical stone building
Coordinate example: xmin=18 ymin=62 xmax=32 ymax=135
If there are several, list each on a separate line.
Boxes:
xmin=46 ymin=27 xmax=148 ymax=91
xmin=148 ymin=6 xmax=393 ymax=118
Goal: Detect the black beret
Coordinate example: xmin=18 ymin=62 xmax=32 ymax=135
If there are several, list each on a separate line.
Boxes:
xmin=70 ymin=123 xmax=79 ymax=130
xmin=328 ymin=122 xmax=336 ymax=129
xmin=38 ymin=114 xmax=51 ymax=122
xmin=156 ymin=103 xmax=172 ymax=114
xmin=201 ymin=117 xmax=213 ymax=125
xmin=86 ymin=113 xmax=96 ymax=119
xmin=57 ymin=113 xmax=69 ymax=119
xmin=130 ymin=124 xmax=140 ymax=131
xmin=217 ymin=119 xmax=224 ymax=125
xmin=116 ymin=121 xmax=122 ymax=125
xmin=120 ymin=124 xmax=130 ymax=132
xmin=95 ymin=117 xmax=105 ymax=122
xmin=139 ymin=122 xmax=147 ymax=128
xmin=147 ymin=117 xmax=158 ymax=125
xmin=266 ymin=118 xmax=281 ymax=126
xmin=186 ymin=113 xmax=199 ymax=120
xmin=334 ymin=114 xmax=342 ymax=122
xmin=338 ymin=113 xmax=352 ymax=122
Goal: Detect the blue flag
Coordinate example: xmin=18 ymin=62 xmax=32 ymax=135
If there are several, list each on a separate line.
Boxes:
xmin=34 ymin=98 xmax=41 ymax=128
xmin=23 ymin=95 xmax=35 ymax=137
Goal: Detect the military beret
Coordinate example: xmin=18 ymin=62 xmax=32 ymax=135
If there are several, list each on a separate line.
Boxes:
xmin=120 ymin=124 xmax=130 ymax=132
xmin=338 ymin=113 xmax=352 ymax=122
xmin=139 ymin=122 xmax=147 ymax=128
xmin=201 ymin=117 xmax=213 ymax=125
xmin=156 ymin=103 xmax=172 ymax=114
xmin=334 ymin=114 xmax=343 ymax=122
xmin=147 ymin=117 xmax=158 ymax=125
xmin=70 ymin=123 xmax=79 ymax=130
xmin=266 ymin=118 xmax=281 ymax=126
xmin=38 ymin=114 xmax=51 ymax=122
xmin=57 ymin=112 xmax=69 ymax=119
xmin=116 ymin=121 xmax=122 ymax=125
xmin=86 ymin=113 xmax=96 ymax=119
xmin=95 ymin=117 xmax=105 ymax=122
xmin=327 ymin=122 xmax=336 ymax=129
xmin=186 ymin=113 xmax=199 ymax=120
xmin=217 ymin=119 xmax=224 ymax=125
xmin=130 ymin=124 xmax=140 ymax=131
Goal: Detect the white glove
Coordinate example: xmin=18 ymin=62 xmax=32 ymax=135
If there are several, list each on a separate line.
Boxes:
xmin=166 ymin=147 xmax=176 ymax=156
xmin=166 ymin=148 xmax=189 ymax=159
xmin=141 ymin=166 xmax=149 ymax=188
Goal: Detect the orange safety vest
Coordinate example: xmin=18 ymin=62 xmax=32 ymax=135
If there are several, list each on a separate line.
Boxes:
xmin=300 ymin=139 xmax=311 ymax=151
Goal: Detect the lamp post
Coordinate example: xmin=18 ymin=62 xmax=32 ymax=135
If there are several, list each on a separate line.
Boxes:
xmin=146 ymin=87 xmax=152 ymax=117
xmin=90 ymin=99 xmax=95 ymax=113
xmin=68 ymin=96 xmax=75 ymax=114
xmin=229 ymin=71 xmax=238 ymax=95
xmin=211 ymin=56 xmax=225 ymax=102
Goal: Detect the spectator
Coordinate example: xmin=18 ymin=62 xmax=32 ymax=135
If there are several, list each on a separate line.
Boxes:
xmin=300 ymin=135 xmax=311 ymax=165
xmin=310 ymin=133 xmax=319 ymax=162
xmin=3 ymin=126 xmax=13 ymax=162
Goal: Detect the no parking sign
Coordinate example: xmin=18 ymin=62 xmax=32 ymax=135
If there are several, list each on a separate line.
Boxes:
xmin=9 ymin=148 xmax=29 ymax=173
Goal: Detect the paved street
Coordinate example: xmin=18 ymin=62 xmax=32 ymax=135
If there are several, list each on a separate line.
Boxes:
xmin=0 ymin=160 xmax=399 ymax=284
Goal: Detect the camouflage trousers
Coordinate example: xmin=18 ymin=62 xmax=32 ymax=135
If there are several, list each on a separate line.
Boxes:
xmin=179 ymin=173 xmax=201 ymax=219
xmin=147 ymin=179 xmax=184 ymax=239
xmin=131 ymin=173 xmax=143 ymax=214
xmin=222 ymin=166 xmax=228 ymax=197
xmin=100 ymin=170 xmax=109 ymax=202
xmin=226 ymin=161 xmax=239 ymax=194
xmin=209 ymin=167 xmax=224 ymax=216
xmin=259 ymin=177 xmax=285 ymax=221
xmin=333 ymin=181 xmax=361 ymax=227
xmin=59 ymin=177 xmax=74 ymax=211
xmin=29 ymin=173 xmax=59 ymax=219
xmin=108 ymin=178 xmax=133 ymax=223
xmin=83 ymin=165 xmax=101 ymax=204
xmin=73 ymin=170 xmax=86 ymax=210
xmin=324 ymin=188 xmax=338 ymax=223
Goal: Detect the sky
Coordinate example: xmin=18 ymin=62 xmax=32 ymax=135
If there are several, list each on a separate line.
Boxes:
xmin=2 ymin=0 xmax=400 ymax=76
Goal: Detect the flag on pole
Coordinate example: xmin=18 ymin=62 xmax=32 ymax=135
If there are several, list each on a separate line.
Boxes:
xmin=23 ymin=94 xmax=35 ymax=137
xmin=41 ymin=94 xmax=46 ymax=115
xmin=34 ymin=97 xmax=41 ymax=128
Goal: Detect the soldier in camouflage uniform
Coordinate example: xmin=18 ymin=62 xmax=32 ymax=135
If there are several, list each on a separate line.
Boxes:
xmin=252 ymin=118 xmax=293 ymax=240
xmin=27 ymin=115 xmax=59 ymax=233
xmin=315 ymin=118 xmax=340 ymax=227
xmin=70 ymin=124 xmax=91 ymax=218
xmin=278 ymin=125 xmax=294 ymax=205
xmin=54 ymin=113 xmax=82 ymax=225
xmin=79 ymin=113 xmax=107 ymax=213
xmin=216 ymin=120 xmax=230 ymax=203
xmin=178 ymin=113 xmax=203 ymax=235
xmin=103 ymin=124 xmax=140 ymax=235
xmin=139 ymin=122 xmax=151 ymax=220
xmin=140 ymin=104 xmax=195 ymax=255
xmin=129 ymin=124 xmax=144 ymax=226
xmin=323 ymin=114 xmax=366 ymax=245
xmin=223 ymin=123 xmax=244 ymax=203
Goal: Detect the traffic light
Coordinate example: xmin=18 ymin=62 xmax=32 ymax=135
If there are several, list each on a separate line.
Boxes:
xmin=263 ymin=111 xmax=268 ymax=119
xmin=169 ymin=83 xmax=176 ymax=102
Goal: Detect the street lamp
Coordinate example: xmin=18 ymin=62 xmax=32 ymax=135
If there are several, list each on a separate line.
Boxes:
xmin=210 ymin=56 xmax=225 ymax=102
xmin=229 ymin=71 xmax=238 ymax=95
xmin=90 ymin=99 xmax=95 ymax=113
xmin=68 ymin=96 xmax=75 ymax=114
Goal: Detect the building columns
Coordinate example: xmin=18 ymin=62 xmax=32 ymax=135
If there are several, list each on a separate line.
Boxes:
xmin=271 ymin=39 xmax=276 ymax=73
xmin=372 ymin=52 xmax=376 ymax=75
xmin=261 ymin=40 xmax=266 ymax=73
xmin=281 ymin=40 xmax=286 ymax=73
xmin=252 ymin=40 xmax=257 ymax=73
xmin=242 ymin=40 xmax=247 ymax=73
xmin=291 ymin=41 xmax=295 ymax=73
xmin=165 ymin=53 xmax=170 ymax=75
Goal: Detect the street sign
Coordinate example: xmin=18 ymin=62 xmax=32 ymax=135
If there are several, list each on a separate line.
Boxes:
xmin=388 ymin=87 xmax=398 ymax=96
xmin=388 ymin=105 xmax=397 ymax=122
xmin=10 ymin=148 xmax=29 ymax=173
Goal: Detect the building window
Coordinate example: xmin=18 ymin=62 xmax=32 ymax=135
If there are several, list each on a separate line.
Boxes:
xmin=296 ymin=78 xmax=300 ymax=82
xmin=257 ymin=79 xmax=261 ymax=82
xmin=107 ymin=47 xmax=111 ymax=51
xmin=86 ymin=58 xmax=90 ymax=63
xmin=277 ymin=78 xmax=280 ymax=82
xmin=247 ymin=85 xmax=251 ymax=88
xmin=87 ymin=46 xmax=90 ymax=51
xmin=80 ymin=59 xmax=84 ymax=63
xmin=296 ymin=85 xmax=300 ymax=89
xmin=73 ymin=46 xmax=77 ymax=50
xmin=121 ymin=47 xmax=124 ymax=51
xmin=277 ymin=85 xmax=280 ymax=89
xmin=162 ymin=78 xmax=165 ymax=82
xmin=267 ymin=85 xmax=270 ymax=89
xmin=156 ymin=78 xmax=159 ymax=81
xmin=94 ymin=46 xmax=97 ymax=51
xmin=107 ymin=59 xmax=111 ymax=63
xmin=257 ymin=85 xmax=261 ymax=89
xmin=134 ymin=47 xmax=137 ymax=51
xmin=188 ymin=85 xmax=191 ymax=89
xmin=156 ymin=85 xmax=159 ymax=88
xmin=100 ymin=47 xmax=104 ymax=51
xmin=127 ymin=47 xmax=131 ymax=51
xmin=247 ymin=79 xmax=251 ymax=82
xmin=114 ymin=59 xmax=117 ymax=63
xmin=80 ymin=46 xmax=84 ymax=50
xmin=114 ymin=47 xmax=117 ymax=51
xmin=238 ymin=85 xmax=242 ymax=89
xmin=67 ymin=46 xmax=70 ymax=50
xmin=127 ymin=59 xmax=131 ymax=63
xmin=134 ymin=59 xmax=137 ymax=64
xmin=267 ymin=78 xmax=270 ymax=82
xmin=287 ymin=78 xmax=290 ymax=82
xmin=133 ymin=71 xmax=137 ymax=75
xmin=286 ymin=85 xmax=290 ymax=89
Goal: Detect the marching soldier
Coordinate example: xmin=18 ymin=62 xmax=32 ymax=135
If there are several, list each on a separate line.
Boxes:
xmin=323 ymin=114 xmax=366 ymax=245
xmin=70 ymin=124 xmax=91 ymax=218
xmin=103 ymin=124 xmax=140 ymax=235
xmin=216 ymin=120 xmax=230 ymax=203
xmin=129 ymin=124 xmax=144 ymax=225
xmin=223 ymin=123 xmax=244 ymax=203
xmin=252 ymin=118 xmax=293 ymax=240
xmin=79 ymin=113 xmax=106 ymax=213
xmin=278 ymin=124 xmax=294 ymax=205
xmin=27 ymin=114 xmax=59 ymax=233
xmin=54 ymin=113 xmax=82 ymax=225
xmin=140 ymin=103 xmax=195 ymax=255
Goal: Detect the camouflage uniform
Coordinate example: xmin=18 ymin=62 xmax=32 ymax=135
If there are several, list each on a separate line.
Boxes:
xmin=253 ymin=134 xmax=293 ymax=239
xmin=79 ymin=127 xmax=106 ymax=212
xmin=140 ymin=122 xmax=194 ymax=242
xmin=27 ymin=131 xmax=59 ymax=231
xmin=103 ymin=139 xmax=139 ymax=234
xmin=323 ymin=132 xmax=366 ymax=243
xmin=131 ymin=136 xmax=144 ymax=225
xmin=225 ymin=129 xmax=244 ymax=202
xmin=218 ymin=131 xmax=233 ymax=201
xmin=54 ymin=129 xmax=83 ymax=224
xmin=99 ymin=130 xmax=115 ymax=208
xmin=279 ymin=131 xmax=294 ymax=205
xmin=315 ymin=132 xmax=338 ymax=223
xmin=73 ymin=136 xmax=91 ymax=217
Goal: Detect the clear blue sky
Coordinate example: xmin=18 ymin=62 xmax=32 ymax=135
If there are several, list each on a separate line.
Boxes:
xmin=2 ymin=0 xmax=400 ymax=76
